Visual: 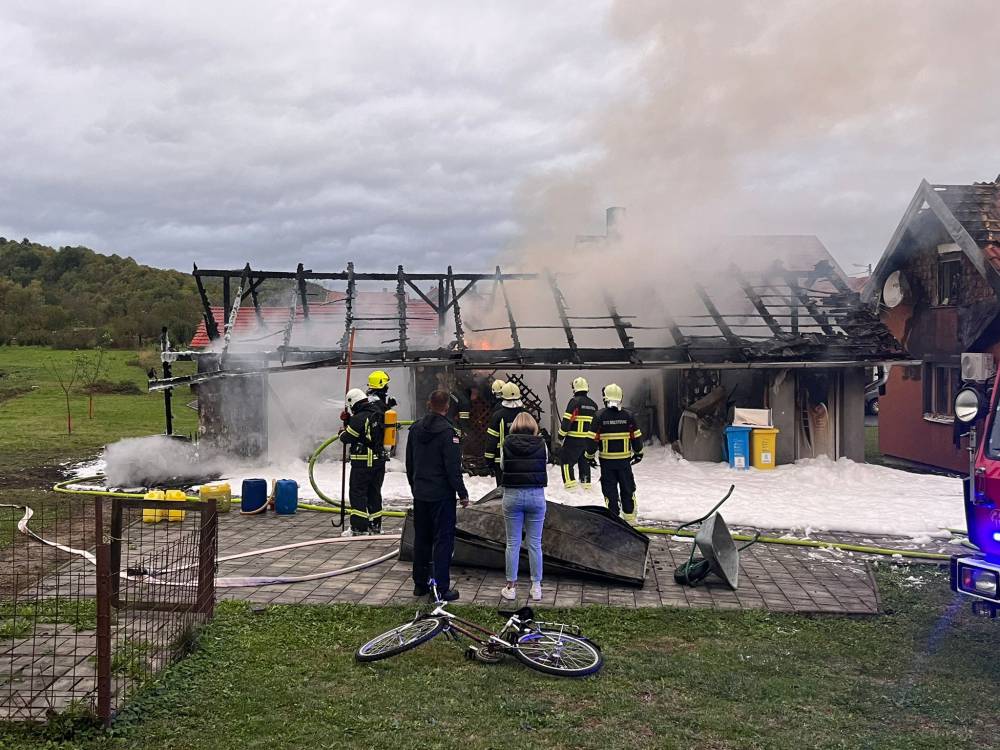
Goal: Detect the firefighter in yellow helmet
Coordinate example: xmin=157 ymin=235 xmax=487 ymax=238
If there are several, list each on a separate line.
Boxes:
xmin=485 ymin=381 xmax=525 ymax=486
xmin=558 ymin=376 xmax=598 ymax=490
xmin=366 ymin=370 xmax=396 ymax=415
xmin=586 ymin=383 xmax=643 ymax=523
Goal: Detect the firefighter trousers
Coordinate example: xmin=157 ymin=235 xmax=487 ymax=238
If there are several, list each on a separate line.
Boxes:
xmin=559 ymin=439 xmax=591 ymax=488
xmin=349 ymin=462 xmax=386 ymax=533
xmin=599 ymin=462 xmax=636 ymax=517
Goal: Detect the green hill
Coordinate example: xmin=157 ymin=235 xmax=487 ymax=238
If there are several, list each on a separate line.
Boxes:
xmin=0 ymin=238 xmax=202 ymax=348
xmin=0 ymin=238 xmax=327 ymax=349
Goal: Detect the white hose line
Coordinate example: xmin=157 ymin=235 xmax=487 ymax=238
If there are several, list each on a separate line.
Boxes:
xmin=2 ymin=504 xmax=401 ymax=589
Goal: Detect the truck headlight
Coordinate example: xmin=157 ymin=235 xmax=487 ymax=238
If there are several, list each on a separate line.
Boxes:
xmin=960 ymin=565 xmax=1000 ymax=599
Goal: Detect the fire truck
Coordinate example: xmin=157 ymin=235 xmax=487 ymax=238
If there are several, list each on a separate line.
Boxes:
xmin=951 ymin=352 xmax=1000 ymax=617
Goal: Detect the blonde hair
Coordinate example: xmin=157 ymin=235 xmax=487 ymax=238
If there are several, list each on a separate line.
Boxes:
xmin=510 ymin=412 xmax=539 ymax=435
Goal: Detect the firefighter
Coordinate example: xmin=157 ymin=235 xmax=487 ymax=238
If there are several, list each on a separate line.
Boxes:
xmin=587 ymin=383 xmax=644 ymax=523
xmin=366 ymin=370 xmax=397 ymax=415
xmin=485 ymin=381 xmax=525 ymax=486
xmin=339 ymin=388 xmax=387 ymax=535
xmin=490 ymin=379 xmax=506 ymax=412
xmin=558 ymin=376 xmax=598 ymax=490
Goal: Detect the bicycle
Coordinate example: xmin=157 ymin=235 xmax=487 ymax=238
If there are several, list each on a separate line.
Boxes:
xmin=355 ymin=580 xmax=603 ymax=677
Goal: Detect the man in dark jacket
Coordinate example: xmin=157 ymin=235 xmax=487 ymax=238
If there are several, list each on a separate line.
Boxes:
xmin=406 ymin=389 xmax=469 ymax=601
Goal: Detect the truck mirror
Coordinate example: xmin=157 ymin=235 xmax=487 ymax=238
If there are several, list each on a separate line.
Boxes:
xmin=955 ymin=387 xmax=983 ymax=424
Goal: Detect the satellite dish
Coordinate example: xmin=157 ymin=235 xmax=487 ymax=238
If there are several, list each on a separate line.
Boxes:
xmin=882 ymin=270 xmax=909 ymax=308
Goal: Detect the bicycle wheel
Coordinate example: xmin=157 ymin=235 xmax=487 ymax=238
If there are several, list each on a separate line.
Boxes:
xmin=513 ymin=629 xmax=603 ymax=677
xmin=356 ymin=617 xmax=446 ymax=662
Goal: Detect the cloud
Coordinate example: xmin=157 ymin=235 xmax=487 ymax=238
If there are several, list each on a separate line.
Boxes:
xmin=0 ymin=0 xmax=629 ymax=271
xmin=2 ymin=0 xmax=998 ymax=280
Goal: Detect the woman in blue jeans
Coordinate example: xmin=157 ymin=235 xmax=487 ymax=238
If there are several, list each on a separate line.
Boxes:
xmin=500 ymin=412 xmax=548 ymax=601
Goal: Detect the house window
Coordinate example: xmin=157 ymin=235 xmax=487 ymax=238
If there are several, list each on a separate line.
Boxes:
xmin=937 ymin=255 xmax=962 ymax=305
xmin=922 ymin=364 xmax=960 ymax=421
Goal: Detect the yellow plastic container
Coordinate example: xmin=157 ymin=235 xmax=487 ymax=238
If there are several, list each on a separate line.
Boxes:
xmin=200 ymin=482 xmax=232 ymax=514
xmin=143 ymin=490 xmax=166 ymax=523
xmin=164 ymin=489 xmax=187 ymax=522
xmin=750 ymin=428 xmax=780 ymax=470
xmin=383 ymin=408 xmax=398 ymax=449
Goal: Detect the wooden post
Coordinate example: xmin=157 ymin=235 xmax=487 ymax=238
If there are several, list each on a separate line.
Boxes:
xmin=547 ymin=368 xmax=560 ymax=445
xmin=197 ymin=500 xmax=218 ymax=617
xmin=94 ymin=498 xmax=112 ymax=726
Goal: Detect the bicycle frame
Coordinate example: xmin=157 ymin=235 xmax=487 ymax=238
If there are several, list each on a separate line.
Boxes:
xmin=421 ymin=580 xmax=580 ymax=650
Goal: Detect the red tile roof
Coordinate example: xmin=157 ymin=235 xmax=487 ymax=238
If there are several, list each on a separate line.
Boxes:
xmin=190 ymin=291 xmax=437 ymax=348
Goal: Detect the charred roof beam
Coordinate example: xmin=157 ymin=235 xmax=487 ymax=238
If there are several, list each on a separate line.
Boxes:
xmin=545 ymin=270 xmax=582 ymax=364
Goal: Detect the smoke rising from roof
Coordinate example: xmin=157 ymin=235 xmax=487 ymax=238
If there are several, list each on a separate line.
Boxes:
xmin=511 ymin=0 xmax=1000 ymax=278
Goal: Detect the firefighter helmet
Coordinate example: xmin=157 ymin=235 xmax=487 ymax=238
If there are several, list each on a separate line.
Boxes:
xmin=367 ymin=370 xmax=390 ymax=390
xmin=346 ymin=388 xmax=368 ymax=413
xmin=572 ymin=376 xmax=589 ymax=393
xmin=501 ymin=382 xmax=521 ymax=401
xmin=603 ymin=383 xmax=623 ymax=407
xmin=491 ymin=379 xmax=506 ymax=396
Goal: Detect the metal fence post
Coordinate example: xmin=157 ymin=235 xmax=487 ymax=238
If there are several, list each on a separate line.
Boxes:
xmin=94 ymin=498 xmax=112 ymax=726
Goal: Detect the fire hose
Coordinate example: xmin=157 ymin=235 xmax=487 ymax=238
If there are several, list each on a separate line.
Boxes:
xmin=2 ymin=501 xmax=400 ymax=588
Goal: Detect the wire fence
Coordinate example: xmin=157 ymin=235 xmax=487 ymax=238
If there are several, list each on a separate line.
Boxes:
xmin=0 ymin=495 xmax=217 ymax=724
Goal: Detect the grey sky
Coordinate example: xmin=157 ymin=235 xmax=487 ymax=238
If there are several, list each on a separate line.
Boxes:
xmin=1 ymin=1 xmax=998 ymax=275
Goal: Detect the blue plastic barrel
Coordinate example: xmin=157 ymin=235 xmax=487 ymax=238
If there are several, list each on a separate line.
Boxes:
xmin=724 ymin=426 xmax=753 ymax=470
xmin=274 ymin=479 xmax=298 ymax=515
xmin=241 ymin=478 xmax=269 ymax=513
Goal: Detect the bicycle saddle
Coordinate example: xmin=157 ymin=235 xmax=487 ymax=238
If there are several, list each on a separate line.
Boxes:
xmin=498 ymin=606 xmax=534 ymax=620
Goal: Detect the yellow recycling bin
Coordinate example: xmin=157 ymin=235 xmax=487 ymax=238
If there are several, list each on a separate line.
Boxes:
xmin=750 ymin=428 xmax=779 ymax=470
xmin=164 ymin=489 xmax=187 ymax=522
xmin=200 ymin=482 xmax=232 ymax=514
xmin=143 ymin=490 xmax=166 ymax=523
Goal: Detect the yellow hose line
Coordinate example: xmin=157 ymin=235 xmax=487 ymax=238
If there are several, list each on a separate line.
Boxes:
xmin=633 ymin=526 xmax=951 ymax=560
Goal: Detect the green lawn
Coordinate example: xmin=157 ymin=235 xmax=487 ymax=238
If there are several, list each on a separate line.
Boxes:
xmin=0 ymin=345 xmax=197 ymax=546
xmin=3 ymin=566 xmax=998 ymax=750
xmin=0 ymin=345 xmax=197 ymax=471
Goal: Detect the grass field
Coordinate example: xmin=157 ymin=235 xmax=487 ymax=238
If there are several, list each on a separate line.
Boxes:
xmin=0 ymin=345 xmax=196 ymax=471
xmin=0 ymin=345 xmax=197 ymax=547
xmin=2 ymin=566 xmax=999 ymax=750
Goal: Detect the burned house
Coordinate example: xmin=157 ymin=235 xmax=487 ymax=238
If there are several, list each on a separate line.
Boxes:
xmin=864 ymin=176 xmax=1000 ymax=472
xmin=155 ymin=222 xmax=907 ymax=467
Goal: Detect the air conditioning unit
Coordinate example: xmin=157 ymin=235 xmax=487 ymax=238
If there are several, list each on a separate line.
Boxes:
xmin=961 ymin=352 xmax=996 ymax=383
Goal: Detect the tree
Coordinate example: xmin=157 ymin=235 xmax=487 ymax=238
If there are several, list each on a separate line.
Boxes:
xmin=78 ymin=344 xmax=108 ymax=419
xmin=47 ymin=356 xmax=82 ymax=435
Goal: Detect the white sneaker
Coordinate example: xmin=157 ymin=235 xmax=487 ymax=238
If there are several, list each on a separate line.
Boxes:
xmin=500 ymin=584 xmax=517 ymax=600
xmin=340 ymin=528 xmax=354 ymax=538
xmin=530 ymin=583 xmax=542 ymax=601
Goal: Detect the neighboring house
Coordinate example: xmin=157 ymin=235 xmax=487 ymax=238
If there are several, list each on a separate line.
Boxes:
xmin=864 ymin=175 xmax=1000 ymax=472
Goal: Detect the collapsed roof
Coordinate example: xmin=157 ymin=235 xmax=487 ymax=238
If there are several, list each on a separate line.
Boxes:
xmin=150 ymin=240 xmax=906 ymax=391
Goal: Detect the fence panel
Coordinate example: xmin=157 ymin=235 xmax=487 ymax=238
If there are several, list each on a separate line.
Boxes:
xmin=0 ymin=494 xmax=217 ymax=724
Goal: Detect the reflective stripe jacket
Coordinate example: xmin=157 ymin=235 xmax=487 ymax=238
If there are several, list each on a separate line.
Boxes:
xmin=558 ymin=393 xmax=598 ymax=443
xmin=485 ymin=405 xmax=523 ymax=464
xmin=587 ymin=406 xmax=643 ymax=465
xmin=339 ymin=401 xmax=386 ymax=467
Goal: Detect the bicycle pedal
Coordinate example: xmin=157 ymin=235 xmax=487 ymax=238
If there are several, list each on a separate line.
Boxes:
xmin=464 ymin=646 xmax=477 ymax=661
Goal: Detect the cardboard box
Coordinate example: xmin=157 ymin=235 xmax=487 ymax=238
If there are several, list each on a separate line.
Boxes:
xmin=732 ymin=407 xmax=773 ymax=428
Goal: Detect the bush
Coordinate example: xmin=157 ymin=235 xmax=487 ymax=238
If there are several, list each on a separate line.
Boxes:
xmin=80 ymin=379 xmax=142 ymax=395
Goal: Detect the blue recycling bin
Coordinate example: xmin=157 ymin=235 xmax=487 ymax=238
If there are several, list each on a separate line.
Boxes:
xmin=724 ymin=426 xmax=753 ymax=470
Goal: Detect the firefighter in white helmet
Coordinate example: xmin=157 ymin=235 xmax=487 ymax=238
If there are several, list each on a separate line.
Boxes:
xmin=339 ymin=388 xmax=387 ymax=535
xmin=485 ymin=381 xmax=525 ymax=486
xmin=558 ymin=376 xmax=599 ymax=490
xmin=586 ymin=383 xmax=644 ymax=523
